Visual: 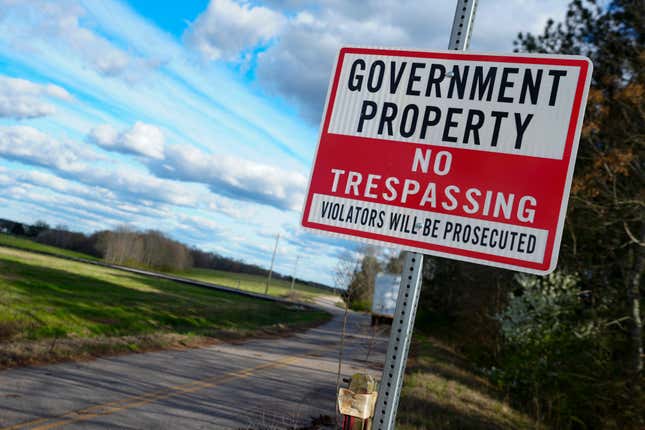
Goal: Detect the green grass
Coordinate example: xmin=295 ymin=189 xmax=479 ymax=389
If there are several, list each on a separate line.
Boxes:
xmin=180 ymin=268 xmax=332 ymax=300
xmin=0 ymin=234 xmax=335 ymax=300
xmin=397 ymin=334 xmax=542 ymax=430
xmin=0 ymin=233 xmax=99 ymax=261
xmin=0 ymin=246 xmax=329 ymax=368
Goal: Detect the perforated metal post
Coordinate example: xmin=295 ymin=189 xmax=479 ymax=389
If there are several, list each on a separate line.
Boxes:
xmin=372 ymin=1 xmax=477 ymax=428
xmin=372 ymin=252 xmax=424 ymax=430
xmin=448 ymin=0 xmax=478 ymax=51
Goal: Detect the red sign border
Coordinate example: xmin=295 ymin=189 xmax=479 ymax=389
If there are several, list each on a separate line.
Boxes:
xmin=301 ymin=47 xmax=592 ymax=275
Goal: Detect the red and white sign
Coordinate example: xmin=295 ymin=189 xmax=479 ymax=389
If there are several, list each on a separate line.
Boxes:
xmin=302 ymin=47 xmax=592 ymax=274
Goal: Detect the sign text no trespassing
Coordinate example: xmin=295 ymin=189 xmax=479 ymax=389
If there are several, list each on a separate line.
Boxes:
xmin=302 ymin=47 xmax=592 ymax=274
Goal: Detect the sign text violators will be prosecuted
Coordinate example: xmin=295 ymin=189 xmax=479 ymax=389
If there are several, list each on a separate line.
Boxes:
xmin=302 ymin=47 xmax=592 ymax=274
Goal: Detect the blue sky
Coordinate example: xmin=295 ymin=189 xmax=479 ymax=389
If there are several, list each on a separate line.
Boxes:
xmin=0 ymin=0 xmax=569 ymax=286
xmin=127 ymin=1 xmax=209 ymax=36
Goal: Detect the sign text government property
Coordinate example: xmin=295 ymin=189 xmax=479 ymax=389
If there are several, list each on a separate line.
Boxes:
xmin=302 ymin=47 xmax=592 ymax=274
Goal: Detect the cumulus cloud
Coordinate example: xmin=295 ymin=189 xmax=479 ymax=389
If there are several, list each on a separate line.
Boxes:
xmin=3 ymin=168 xmax=116 ymax=202
xmin=0 ymin=125 xmax=199 ymax=207
xmin=88 ymin=122 xmax=165 ymax=160
xmin=0 ymin=75 xmax=72 ymax=119
xmin=85 ymin=120 xmax=305 ymax=210
xmin=0 ymin=125 xmax=97 ymax=171
xmin=84 ymin=167 xmax=201 ymax=207
xmin=150 ymin=144 xmax=307 ymax=211
xmin=0 ymin=0 xmax=154 ymax=79
xmin=186 ymin=0 xmax=286 ymax=61
xmin=186 ymin=0 xmax=569 ymax=122
xmin=0 ymin=123 xmax=307 ymax=212
xmin=256 ymin=3 xmax=435 ymax=121
xmin=185 ymin=0 xmax=448 ymax=120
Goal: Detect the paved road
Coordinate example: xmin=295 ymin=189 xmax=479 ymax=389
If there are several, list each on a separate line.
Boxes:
xmin=0 ymin=298 xmax=388 ymax=429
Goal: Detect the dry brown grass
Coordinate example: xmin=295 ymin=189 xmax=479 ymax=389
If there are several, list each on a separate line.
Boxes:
xmin=397 ymin=335 xmax=543 ymax=430
xmin=0 ymin=333 xmax=212 ymax=369
xmin=0 ymin=318 xmax=329 ymax=370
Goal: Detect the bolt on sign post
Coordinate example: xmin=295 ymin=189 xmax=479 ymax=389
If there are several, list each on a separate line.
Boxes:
xmin=300 ymin=0 xmax=592 ymax=428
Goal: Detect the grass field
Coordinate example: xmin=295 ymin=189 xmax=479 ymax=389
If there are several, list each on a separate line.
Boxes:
xmin=0 ymin=234 xmax=334 ymax=300
xmin=181 ymin=268 xmax=331 ymax=300
xmin=397 ymin=334 xmax=541 ymax=430
xmin=0 ymin=246 xmax=330 ymax=369
xmin=0 ymin=233 xmax=99 ymax=261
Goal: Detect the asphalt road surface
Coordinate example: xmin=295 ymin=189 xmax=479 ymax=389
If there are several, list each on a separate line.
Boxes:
xmin=0 ymin=297 xmax=388 ymax=429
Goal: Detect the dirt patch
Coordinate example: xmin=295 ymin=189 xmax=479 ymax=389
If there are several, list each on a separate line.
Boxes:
xmin=0 ymin=320 xmax=26 ymax=341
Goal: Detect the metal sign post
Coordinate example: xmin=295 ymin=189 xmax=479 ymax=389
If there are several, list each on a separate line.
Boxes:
xmin=372 ymin=1 xmax=478 ymax=429
xmin=372 ymin=251 xmax=424 ymax=430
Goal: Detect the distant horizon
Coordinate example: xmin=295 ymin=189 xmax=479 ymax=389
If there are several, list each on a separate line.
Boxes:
xmin=0 ymin=216 xmax=336 ymax=288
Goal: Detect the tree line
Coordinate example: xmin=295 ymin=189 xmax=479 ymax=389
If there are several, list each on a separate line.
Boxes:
xmin=96 ymin=227 xmax=192 ymax=271
xmin=0 ymin=219 xmax=193 ymax=271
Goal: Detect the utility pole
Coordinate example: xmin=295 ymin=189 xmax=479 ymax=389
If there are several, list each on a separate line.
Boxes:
xmin=371 ymin=1 xmax=478 ymax=429
xmin=290 ymin=255 xmax=300 ymax=292
xmin=264 ymin=233 xmax=280 ymax=295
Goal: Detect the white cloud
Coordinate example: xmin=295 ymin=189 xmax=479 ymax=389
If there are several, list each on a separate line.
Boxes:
xmin=0 ymin=125 xmax=200 ymax=207
xmin=188 ymin=0 xmax=451 ymax=121
xmin=1 ymin=180 xmax=152 ymax=226
xmin=85 ymin=120 xmax=307 ymax=210
xmin=44 ymin=3 xmax=132 ymax=77
xmin=1 ymin=123 xmax=303 ymax=213
xmin=151 ymin=144 xmax=307 ymax=210
xmin=186 ymin=0 xmax=287 ymax=61
xmin=88 ymin=122 xmax=165 ymax=160
xmin=0 ymin=75 xmax=72 ymax=119
xmin=0 ymin=0 xmax=154 ymax=79
xmin=84 ymin=166 xmax=201 ymax=207
xmin=0 ymin=125 xmax=97 ymax=171
xmin=4 ymin=168 xmax=116 ymax=202
xmin=186 ymin=0 xmax=570 ymax=122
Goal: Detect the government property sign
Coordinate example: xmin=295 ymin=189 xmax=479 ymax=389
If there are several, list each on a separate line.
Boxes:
xmin=302 ymin=47 xmax=592 ymax=274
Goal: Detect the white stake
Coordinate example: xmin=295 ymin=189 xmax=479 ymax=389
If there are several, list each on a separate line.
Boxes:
xmin=290 ymin=255 xmax=300 ymax=292
xmin=265 ymin=233 xmax=280 ymax=295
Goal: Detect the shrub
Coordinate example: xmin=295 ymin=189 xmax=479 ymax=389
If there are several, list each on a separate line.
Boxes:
xmin=493 ymin=272 xmax=614 ymax=428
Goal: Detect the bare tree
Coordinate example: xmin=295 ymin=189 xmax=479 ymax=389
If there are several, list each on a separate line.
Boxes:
xmin=100 ymin=226 xmax=192 ymax=271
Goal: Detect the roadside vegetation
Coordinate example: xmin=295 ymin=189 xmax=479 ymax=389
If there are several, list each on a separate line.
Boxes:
xmin=243 ymin=2 xmax=645 ymax=425
xmin=0 ymin=246 xmax=330 ymax=369
xmin=398 ymin=334 xmax=540 ymax=430
xmin=338 ymin=2 xmax=643 ymax=428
